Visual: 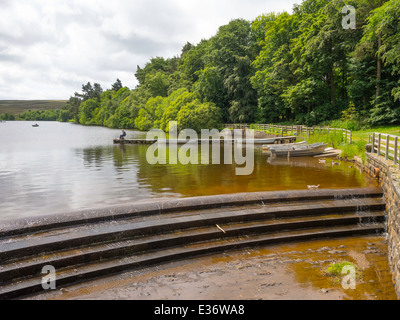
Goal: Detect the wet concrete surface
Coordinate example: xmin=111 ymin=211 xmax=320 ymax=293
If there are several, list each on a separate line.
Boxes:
xmin=30 ymin=235 xmax=398 ymax=300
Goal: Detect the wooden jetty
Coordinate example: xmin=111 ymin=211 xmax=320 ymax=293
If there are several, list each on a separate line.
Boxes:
xmin=113 ymin=136 xmax=297 ymax=145
xmin=114 ymin=139 xmax=157 ymax=145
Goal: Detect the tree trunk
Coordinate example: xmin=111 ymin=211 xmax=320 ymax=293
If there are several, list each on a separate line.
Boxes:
xmin=330 ymin=70 xmax=336 ymax=105
xmin=376 ymin=31 xmax=382 ymax=99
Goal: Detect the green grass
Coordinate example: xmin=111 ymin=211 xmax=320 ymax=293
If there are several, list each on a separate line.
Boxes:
xmin=304 ymin=125 xmax=399 ymax=161
xmin=344 ymin=125 xmax=399 ymax=161
xmin=338 ymin=140 xmax=367 ymax=161
xmin=254 ymin=122 xmax=400 ymax=161
xmin=303 ymin=131 xmax=344 ymax=148
xmin=325 ymin=261 xmax=357 ymax=277
xmin=352 ymin=125 xmax=400 ymax=142
xmin=0 ymin=100 xmax=68 ymax=115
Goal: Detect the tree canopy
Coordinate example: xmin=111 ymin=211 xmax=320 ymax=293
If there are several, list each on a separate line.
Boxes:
xmin=11 ymin=0 xmax=400 ymax=130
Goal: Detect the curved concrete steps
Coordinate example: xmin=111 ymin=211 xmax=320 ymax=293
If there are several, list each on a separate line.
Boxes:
xmin=0 ymin=188 xmax=386 ymax=299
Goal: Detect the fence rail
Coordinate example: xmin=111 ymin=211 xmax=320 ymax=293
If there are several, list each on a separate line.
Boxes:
xmin=370 ymin=133 xmax=400 ymax=169
xmin=223 ymin=124 xmax=352 ymax=144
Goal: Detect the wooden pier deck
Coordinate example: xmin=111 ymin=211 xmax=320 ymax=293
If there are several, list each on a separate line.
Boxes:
xmin=113 ymin=136 xmax=297 ymax=145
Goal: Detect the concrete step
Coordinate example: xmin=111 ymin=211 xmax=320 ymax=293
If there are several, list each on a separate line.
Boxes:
xmin=0 ymin=197 xmax=386 ymax=262
xmin=0 ymin=211 xmax=385 ymax=283
xmin=0 ymin=188 xmax=387 ymax=299
xmin=0 ymin=188 xmax=384 ymax=239
xmin=0 ymin=222 xmax=385 ymax=300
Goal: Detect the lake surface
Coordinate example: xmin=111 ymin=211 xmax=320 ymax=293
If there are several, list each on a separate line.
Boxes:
xmin=0 ymin=121 xmax=378 ymax=221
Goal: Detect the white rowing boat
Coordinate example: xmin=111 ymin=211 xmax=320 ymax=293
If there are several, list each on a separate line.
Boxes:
xmin=264 ymin=142 xmax=328 ymax=157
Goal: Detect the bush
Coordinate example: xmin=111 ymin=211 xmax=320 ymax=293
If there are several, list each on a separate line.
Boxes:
xmin=339 ymin=140 xmax=367 ymax=161
xmin=306 ymin=131 xmax=345 ymax=148
xmin=176 ymin=100 xmax=221 ymax=132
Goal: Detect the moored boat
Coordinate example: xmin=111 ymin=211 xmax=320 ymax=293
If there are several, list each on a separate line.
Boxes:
xmin=264 ymin=142 xmax=328 ymax=157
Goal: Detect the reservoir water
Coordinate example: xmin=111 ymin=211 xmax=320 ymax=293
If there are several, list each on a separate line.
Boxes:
xmin=0 ymin=121 xmax=378 ymax=221
xmin=2 ymin=121 xmax=398 ymax=301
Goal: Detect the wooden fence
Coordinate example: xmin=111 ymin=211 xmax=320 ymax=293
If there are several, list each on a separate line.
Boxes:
xmin=224 ymin=124 xmax=352 ymax=144
xmin=370 ymin=133 xmax=400 ymax=168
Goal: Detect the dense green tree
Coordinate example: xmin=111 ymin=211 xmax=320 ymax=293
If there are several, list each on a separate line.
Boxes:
xmin=111 ymin=79 xmax=123 ymax=92
xmin=179 ymin=40 xmax=209 ymax=86
xmin=357 ymin=0 xmax=400 ymax=125
xmin=176 ymin=100 xmax=221 ymax=132
xmin=250 ymin=0 xmax=399 ymax=126
xmin=196 ymin=19 xmax=258 ymax=123
xmin=78 ymin=99 xmax=99 ymax=125
xmin=58 ymin=109 xmax=71 ymax=122
xmin=159 ymin=88 xmax=195 ymax=131
xmin=134 ymin=96 xmax=166 ymax=131
xmin=251 ymin=12 xmax=300 ymax=122
xmin=145 ymin=71 xmax=170 ymax=97
xmin=16 ymin=0 xmax=400 ymax=130
xmin=75 ymin=82 xmax=103 ymax=101
xmin=0 ymin=113 xmax=15 ymax=121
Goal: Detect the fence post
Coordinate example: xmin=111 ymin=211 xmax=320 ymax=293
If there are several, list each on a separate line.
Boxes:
xmin=372 ymin=133 xmax=375 ymax=153
xmin=377 ymin=134 xmax=381 ymax=156
xmin=394 ymin=136 xmax=398 ymax=165
xmin=385 ymin=135 xmax=390 ymax=160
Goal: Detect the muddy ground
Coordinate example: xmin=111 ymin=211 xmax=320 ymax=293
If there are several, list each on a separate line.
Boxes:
xmin=30 ymin=235 xmax=398 ymax=300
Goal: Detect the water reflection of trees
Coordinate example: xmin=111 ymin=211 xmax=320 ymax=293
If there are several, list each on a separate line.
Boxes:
xmin=79 ymin=147 xmax=111 ymax=168
xmin=77 ymin=145 xmax=374 ymax=198
xmin=79 ymin=145 xmax=136 ymax=169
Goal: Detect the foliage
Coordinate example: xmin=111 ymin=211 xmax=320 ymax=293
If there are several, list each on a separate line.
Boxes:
xmin=339 ymin=140 xmax=367 ymax=161
xmin=306 ymin=130 xmax=346 ymax=148
xmin=355 ymin=0 xmax=400 ymax=125
xmin=325 ymin=261 xmax=358 ymax=277
xmin=9 ymin=0 xmax=400 ymax=131
xmin=252 ymin=0 xmax=400 ymax=126
xmin=176 ymin=100 xmax=221 ymax=132
xmin=18 ymin=109 xmax=61 ymax=121
xmin=0 ymin=113 xmax=15 ymax=121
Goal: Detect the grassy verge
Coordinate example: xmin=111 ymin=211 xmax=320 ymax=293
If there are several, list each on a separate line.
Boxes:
xmin=352 ymin=125 xmax=400 ymax=142
xmin=338 ymin=141 xmax=368 ymax=162
xmin=300 ymin=131 xmax=366 ymax=161
xmin=341 ymin=125 xmax=399 ymax=162
xmin=231 ymin=123 xmax=400 ymax=162
xmin=301 ymin=125 xmax=399 ymax=162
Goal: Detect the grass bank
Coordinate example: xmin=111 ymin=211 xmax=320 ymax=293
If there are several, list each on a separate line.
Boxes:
xmin=263 ymin=124 xmax=399 ymax=162
xmin=300 ymin=130 xmax=367 ymax=161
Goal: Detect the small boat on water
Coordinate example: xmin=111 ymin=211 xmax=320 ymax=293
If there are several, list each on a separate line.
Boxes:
xmin=32 ymin=124 xmax=39 ymax=127
xmin=264 ymin=142 xmax=328 ymax=158
xmin=262 ymin=141 xmax=306 ymax=150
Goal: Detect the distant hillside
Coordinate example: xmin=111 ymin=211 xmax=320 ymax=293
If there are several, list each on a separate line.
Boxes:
xmin=0 ymin=100 xmax=68 ymax=115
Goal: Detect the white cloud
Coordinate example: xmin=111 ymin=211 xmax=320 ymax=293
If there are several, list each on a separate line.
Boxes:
xmin=0 ymin=0 xmax=299 ymax=100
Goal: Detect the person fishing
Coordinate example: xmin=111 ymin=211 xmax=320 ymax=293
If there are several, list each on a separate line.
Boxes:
xmin=120 ymin=130 xmax=127 ymax=140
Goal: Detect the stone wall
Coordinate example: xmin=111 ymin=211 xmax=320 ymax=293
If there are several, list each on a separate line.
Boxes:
xmin=360 ymin=153 xmax=400 ymax=297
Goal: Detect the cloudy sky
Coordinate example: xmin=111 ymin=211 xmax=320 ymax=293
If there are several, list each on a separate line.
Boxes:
xmin=0 ymin=0 xmax=299 ymax=100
